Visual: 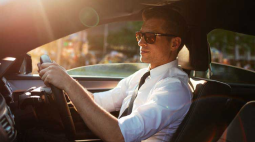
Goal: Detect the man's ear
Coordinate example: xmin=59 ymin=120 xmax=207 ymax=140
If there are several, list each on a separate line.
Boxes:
xmin=171 ymin=37 xmax=182 ymax=51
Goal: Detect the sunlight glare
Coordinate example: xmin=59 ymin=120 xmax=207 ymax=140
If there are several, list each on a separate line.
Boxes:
xmin=36 ymin=0 xmax=54 ymax=40
xmin=3 ymin=57 xmax=16 ymax=61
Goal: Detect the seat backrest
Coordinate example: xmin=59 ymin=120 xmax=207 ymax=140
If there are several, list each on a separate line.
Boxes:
xmin=170 ymin=77 xmax=231 ymax=142
xmin=217 ymin=101 xmax=255 ymax=142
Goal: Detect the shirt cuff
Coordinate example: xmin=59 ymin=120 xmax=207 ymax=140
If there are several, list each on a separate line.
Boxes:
xmin=118 ymin=114 xmax=144 ymax=142
xmin=93 ymin=91 xmax=116 ymax=112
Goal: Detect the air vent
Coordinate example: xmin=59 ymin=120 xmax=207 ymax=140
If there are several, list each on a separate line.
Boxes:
xmin=0 ymin=114 xmax=15 ymax=141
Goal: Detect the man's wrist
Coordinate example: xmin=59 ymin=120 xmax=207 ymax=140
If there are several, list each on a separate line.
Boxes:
xmin=64 ymin=76 xmax=77 ymax=93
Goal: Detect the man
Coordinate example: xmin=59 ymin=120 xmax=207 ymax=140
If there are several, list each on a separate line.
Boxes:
xmin=38 ymin=7 xmax=192 ymax=142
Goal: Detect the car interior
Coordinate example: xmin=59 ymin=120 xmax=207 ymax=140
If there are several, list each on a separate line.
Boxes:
xmin=217 ymin=101 xmax=255 ymax=142
xmin=1 ymin=0 xmax=255 ymax=142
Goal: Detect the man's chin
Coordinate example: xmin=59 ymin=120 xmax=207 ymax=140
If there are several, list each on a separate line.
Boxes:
xmin=140 ymin=57 xmax=150 ymax=63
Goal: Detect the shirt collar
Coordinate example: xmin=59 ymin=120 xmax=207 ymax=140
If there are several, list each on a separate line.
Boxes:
xmin=147 ymin=60 xmax=178 ymax=79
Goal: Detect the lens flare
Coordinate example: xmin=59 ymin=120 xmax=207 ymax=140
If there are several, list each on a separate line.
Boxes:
xmin=36 ymin=0 xmax=54 ymax=40
xmin=79 ymin=7 xmax=99 ymax=27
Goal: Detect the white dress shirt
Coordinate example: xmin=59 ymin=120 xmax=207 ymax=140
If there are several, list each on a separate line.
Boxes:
xmin=93 ymin=60 xmax=192 ymax=142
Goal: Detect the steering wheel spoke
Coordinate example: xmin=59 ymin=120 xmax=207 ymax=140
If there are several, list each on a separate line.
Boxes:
xmin=40 ymin=54 xmax=76 ymax=140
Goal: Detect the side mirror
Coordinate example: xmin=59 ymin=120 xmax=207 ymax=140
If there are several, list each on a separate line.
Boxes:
xmin=19 ymin=54 xmax=32 ymax=74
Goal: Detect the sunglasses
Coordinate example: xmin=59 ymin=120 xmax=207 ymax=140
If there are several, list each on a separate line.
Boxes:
xmin=135 ymin=31 xmax=177 ymax=44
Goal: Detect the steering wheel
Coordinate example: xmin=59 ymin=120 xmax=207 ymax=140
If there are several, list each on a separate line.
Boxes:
xmin=40 ymin=54 xmax=76 ymax=139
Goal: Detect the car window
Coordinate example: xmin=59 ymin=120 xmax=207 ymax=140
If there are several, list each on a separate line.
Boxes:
xmin=28 ymin=21 xmax=143 ymax=75
xmin=192 ymin=29 xmax=255 ymax=85
xmin=208 ymin=29 xmax=255 ymax=71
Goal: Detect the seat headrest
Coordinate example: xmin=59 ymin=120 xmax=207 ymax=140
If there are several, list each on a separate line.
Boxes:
xmin=178 ymin=27 xmax=210 ymax=71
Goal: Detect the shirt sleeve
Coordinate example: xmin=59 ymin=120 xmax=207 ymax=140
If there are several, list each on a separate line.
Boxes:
xmin=118 ymin=79 xmax=192 ymax=142
xmin=93 ymin=75 xmax=133 ymax=112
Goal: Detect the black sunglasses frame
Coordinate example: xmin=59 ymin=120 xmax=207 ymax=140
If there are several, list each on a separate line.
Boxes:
xmin=136 ymin=31 xmax=177 ymax=44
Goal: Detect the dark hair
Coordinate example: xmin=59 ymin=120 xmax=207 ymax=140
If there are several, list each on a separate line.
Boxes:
xmin=142 ymin=6 xmax=187 ymax=52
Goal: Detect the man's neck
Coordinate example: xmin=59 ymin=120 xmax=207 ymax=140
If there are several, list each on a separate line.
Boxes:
xmin=149 ymin=59 xmax=176 ymax=69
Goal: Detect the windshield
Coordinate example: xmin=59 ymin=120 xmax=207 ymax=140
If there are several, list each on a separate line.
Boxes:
xmin=29 ymin=21 xmax=143 ymax=75
xmin=28 ymin=24 xmax=255 ymax=81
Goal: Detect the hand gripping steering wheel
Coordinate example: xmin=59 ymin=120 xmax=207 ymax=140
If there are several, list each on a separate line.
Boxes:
xmin=40 ymin=54 xmax=76 ymax=139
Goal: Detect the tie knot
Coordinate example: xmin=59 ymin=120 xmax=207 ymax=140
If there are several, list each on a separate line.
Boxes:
xmin=138 ymin=71 xmax=150 ymax=90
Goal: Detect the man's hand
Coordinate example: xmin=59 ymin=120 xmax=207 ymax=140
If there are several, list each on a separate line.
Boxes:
xmin=37 ymin=62 xmax=74 ymax=91
xmin=37 ymin=62 xmax=124 ymax=141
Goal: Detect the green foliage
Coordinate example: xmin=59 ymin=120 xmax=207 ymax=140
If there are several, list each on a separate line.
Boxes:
xmin=87 ymin=34 xmax=104 ymax=50
xmin=86 ymin=21 xmax=143 ymax=53
xmin=208 ymin=29 xmax=255 ymax=54
xmin=107 ymin=21 xmax=143 ymax=50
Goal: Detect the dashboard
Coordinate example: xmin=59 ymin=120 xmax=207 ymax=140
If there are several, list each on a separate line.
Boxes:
xmin=0 ymin=74 xmax=64 ymax=142
xmin=0 ymin=56 xmax=119 ymax=142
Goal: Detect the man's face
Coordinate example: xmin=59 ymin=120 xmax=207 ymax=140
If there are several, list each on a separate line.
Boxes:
xmin=138 ymin=18 xmax=176 ymax=69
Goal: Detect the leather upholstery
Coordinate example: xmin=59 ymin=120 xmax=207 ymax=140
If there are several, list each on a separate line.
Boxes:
xmin=170 ymin=78 xmax=231 ymax=142
xmin=217 ymin=101 xmax=255 ymax=142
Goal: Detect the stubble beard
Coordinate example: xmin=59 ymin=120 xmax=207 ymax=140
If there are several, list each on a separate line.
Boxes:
xmin=140 ymin=54 xmax=151 ymax=63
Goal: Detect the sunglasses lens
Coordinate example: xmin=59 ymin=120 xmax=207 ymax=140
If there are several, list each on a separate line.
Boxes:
xmin=136 ymin=32 xmax=142 ymax=41
xmin=144 ymin=33 xmax=156 ymax=44
xmin=136 ymin=32 xmax=156 ymax=44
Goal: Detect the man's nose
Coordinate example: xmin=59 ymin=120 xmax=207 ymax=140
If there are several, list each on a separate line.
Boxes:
xmin=138 ymin=36 xmax=147 ymax=47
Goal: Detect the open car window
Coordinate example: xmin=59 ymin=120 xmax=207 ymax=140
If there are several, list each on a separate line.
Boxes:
xmin=193 ymin=29 xmax=255 ymax=85
xmin=28 ymin=21 xmax=143 ymax=77
xmin=29 ymin=26 xmax=255 ymax=84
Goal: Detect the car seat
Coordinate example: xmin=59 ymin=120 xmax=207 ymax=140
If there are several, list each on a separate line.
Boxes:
xmin=217 ymin=101 xmax=255 ymax=142
xmin=172 ymin=31 xmax=232 ymax=142
xmin=170 ymin=77 xmax=231 ymax=142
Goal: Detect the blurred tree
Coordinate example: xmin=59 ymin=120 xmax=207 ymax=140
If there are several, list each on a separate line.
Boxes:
xmin=208 ymin=29 xmax=255 ymax=60
xmin=107 ymin=21 xmax=143 ymax=54
xmin=86 ymin=21 xmax=143 ymax=58
xmin=87 ymin=34 xmax=104 ymax=50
